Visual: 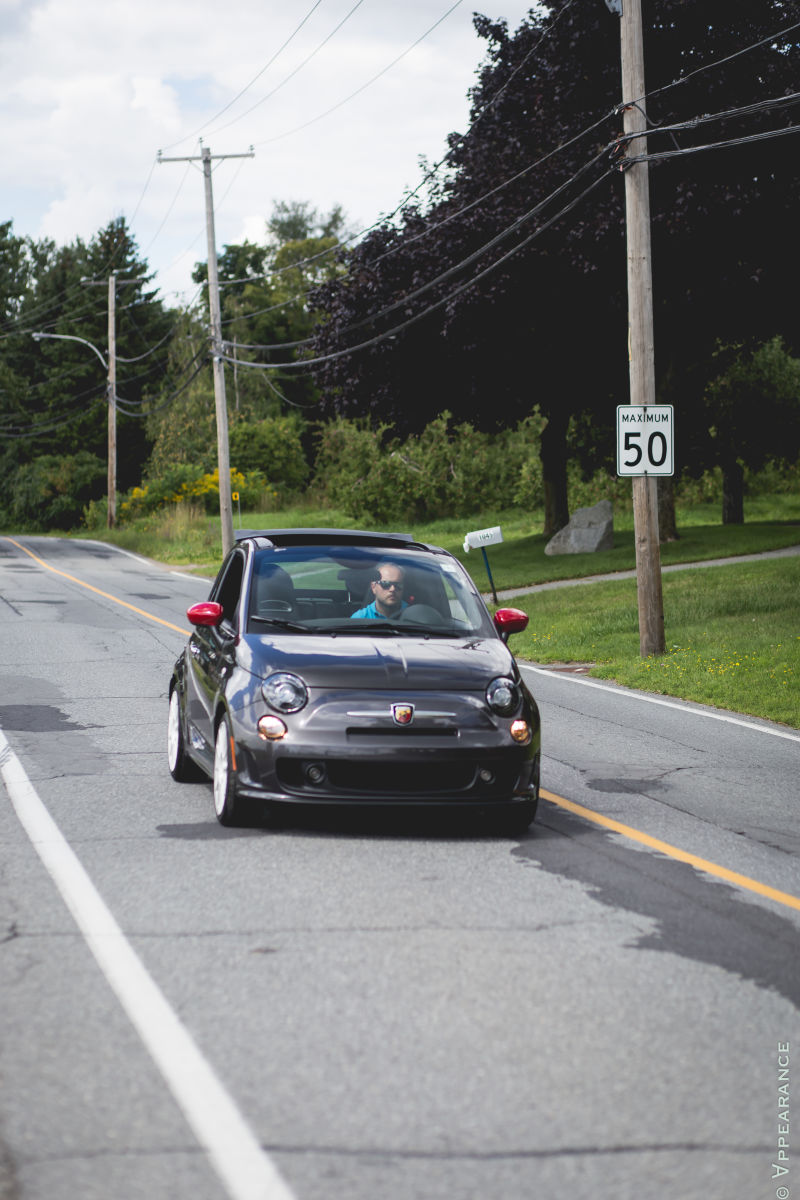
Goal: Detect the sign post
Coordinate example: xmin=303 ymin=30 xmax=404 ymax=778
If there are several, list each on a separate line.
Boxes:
xmin=463 ymin=526 xmax=503 ymax=604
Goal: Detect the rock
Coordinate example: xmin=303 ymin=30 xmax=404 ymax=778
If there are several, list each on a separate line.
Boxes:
xmin=544 ymin=500 xmax=614 ymax=556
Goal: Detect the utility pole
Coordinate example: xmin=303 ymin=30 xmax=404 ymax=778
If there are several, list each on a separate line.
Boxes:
xmin=79 ymin=271 xmax=145 ymax=528
xmin=107 ymin=273 xmax=117 ymax=527
xmin=613 ymin=0 xmax=666 ymax=657
xmin=158 ymin=143 xmax=254 ymax=558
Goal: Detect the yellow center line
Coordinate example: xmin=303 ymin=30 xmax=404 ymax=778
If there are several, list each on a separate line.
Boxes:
xmin=6 ymin=537 xmax=799 ymax=915
xmin=541 ymin=788 xmax=800 ymax=914
xmin=3 ymin=537 xmax=190 ymax=636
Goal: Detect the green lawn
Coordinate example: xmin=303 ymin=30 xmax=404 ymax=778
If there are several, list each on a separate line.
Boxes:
xmin=505 ymin=556 xmax=800 ymax=730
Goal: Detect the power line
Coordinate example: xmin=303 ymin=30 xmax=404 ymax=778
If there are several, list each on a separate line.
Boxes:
xmin=217 ymin=82 xmax=800 ymax=377
xmin=220 ymin=165 xmax=615 ymax=374
xmin=649 ymin=17 xmax=800 ymax=104
xmin=252 ymin=0 xmax=466 ymax=148
xmin=224 ymin=141 xmax=613 ymax=354
xmin=618 ymin=89 xmax=800 ymax=148
xmin=208 ymin=0 xmax=368 ymax=139
xmin=158 ymin=1 xmax=325 ymax=154
xmin=212 ymin=25 xmax=800 ymax=346
xmin=626 ymin=119 xmax=800 ymax=165
xmin=114 ymin=352 xmax=210 ymax=418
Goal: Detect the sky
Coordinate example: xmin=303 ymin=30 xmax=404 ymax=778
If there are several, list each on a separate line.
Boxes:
xmin=1 ymin=0 xmax=538 ymax=307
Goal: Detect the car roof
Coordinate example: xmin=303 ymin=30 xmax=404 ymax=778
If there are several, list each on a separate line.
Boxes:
xmin=234 ymin=528 xmax=444 ymax=553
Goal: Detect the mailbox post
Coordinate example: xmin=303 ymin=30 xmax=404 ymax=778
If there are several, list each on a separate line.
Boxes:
xmin=463 ymin=526 xmax=503 ymax=604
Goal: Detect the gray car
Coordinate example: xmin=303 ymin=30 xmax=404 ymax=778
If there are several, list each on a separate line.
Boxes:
xmin=167 ymin=529 xmax=540 ymax=831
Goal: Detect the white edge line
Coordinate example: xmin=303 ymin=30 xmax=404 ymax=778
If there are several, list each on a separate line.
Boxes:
xmin=0 ymin=730 xmax=296 ymax=1200
xmin=76 ymin=538 xmax=212 ymax=582
xmin=521 ymin=664 xmax=800 ymax=744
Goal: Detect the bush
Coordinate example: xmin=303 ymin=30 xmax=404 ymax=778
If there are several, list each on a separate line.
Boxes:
xmin=566 ymin=464 xmax=633 ymax=511
xmin=10 ymin=453 xmax=106 ymax=531
xmin=311 ymin=411 xmax=547 ymax=524
xmin=311 ymin=419 xmax=412 ymax=523
xmin=228 ymin=416 xmax=309 ymax=493
xmin=118 ymin=464 xmax=275 ymax=522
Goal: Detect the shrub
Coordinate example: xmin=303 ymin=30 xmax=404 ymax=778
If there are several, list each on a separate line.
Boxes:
xmin=228 ymin=416 xmax=309 ymax=493
xmin=11 ymin=453 xmax=106 ymax=531
xmin=566 ymin=464 xmax=633 ymax=511
xmin=311 ymin=419 xmax=414 ymax=523
xmin=311 ymin=411 xmax=548 ymax=524
xmin=118 ymin=464 xmax=274 ymax=522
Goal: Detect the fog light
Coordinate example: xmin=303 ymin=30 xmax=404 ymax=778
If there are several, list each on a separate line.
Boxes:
xmin=304 ymin=762 xmax=326 ymax=785
xmin=510 ymin=720 xmax=531 ymax=744
xmin=258 ymin=715 xmax=287 ymax=741
xmin=478 ymin=767 xmax=495 ymax=784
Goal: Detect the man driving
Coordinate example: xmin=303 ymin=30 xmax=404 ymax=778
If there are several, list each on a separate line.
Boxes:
xmin=350 ymin=562 xmax=408 ymax=620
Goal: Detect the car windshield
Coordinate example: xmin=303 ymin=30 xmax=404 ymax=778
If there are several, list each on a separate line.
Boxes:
xmin=246 ymin=543 xmax=493 ymax=637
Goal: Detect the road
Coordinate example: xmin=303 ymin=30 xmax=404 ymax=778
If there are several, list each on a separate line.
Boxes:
xmin=0 ymin=535 xmax=797 ymax=1200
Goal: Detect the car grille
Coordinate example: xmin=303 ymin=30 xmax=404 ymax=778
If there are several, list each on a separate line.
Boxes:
xmin=275 ymin=758 xmax=519 ymax=797
xmin=327 ymin=760 xmax=474 ymax=793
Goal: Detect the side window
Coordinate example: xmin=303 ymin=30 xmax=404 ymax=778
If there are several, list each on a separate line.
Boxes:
xmin=212 ymin=552 xmax=245 ymax=629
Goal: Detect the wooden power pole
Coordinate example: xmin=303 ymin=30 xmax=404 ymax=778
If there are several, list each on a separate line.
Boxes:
xmin=158 ymin=143 xmax=254 ymax=559
xmin=107 ymin=272 xmax=117 ymax=528
xmin=80 ymin=271 xmax=144 ymax=529
xmin=617 ymin=0 xmax=666 ymax=657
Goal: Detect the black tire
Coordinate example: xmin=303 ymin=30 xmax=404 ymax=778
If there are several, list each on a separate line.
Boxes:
xmin=213 ymin=713 xmax=254 ymax=827
xmin=167 ymin=688 xmax=205 ymax=782
xmin=499 ymin=799 xmax=538 ymax=836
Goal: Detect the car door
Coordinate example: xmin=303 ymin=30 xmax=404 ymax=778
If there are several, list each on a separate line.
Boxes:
xmin=185 ymin=549 xmax=246 ymax=758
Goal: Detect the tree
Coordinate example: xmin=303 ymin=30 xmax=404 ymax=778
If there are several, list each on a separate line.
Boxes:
xmin=308 ymin=1 xmax=800 ymax=534
xmin=144 ymin=307 xmax=217 ymax=475
xmin=191 ymin=200 xmax=351 ymax=418
xmin=705 ymin=338 xmax=800 ymax=523
xmin=0 ymin=217 xmax=174 ymax=527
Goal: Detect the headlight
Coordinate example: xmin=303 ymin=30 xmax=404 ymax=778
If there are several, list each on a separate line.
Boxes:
xmin=486 ymin=676 xmax=520 ymax=716
xmin=262 ymin=672 xmax=308 ymax=713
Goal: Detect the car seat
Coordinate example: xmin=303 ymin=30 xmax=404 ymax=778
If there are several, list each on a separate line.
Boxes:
xmin=252 ymin=564 xmax=297 ymax=617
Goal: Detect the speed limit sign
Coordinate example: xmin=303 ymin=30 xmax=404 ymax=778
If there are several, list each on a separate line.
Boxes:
xmin=616 ymin=405 xmax=674 ymax=476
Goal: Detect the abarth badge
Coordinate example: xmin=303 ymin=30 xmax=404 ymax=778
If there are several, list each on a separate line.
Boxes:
xmin=392 ymin=703 xmax=414 ymax=725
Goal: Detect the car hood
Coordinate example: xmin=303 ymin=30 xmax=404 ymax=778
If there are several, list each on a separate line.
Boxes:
xmin=237 ymin=633 xmax=517 ymax=690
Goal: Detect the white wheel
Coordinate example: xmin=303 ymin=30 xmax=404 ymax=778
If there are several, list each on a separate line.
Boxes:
xmin=213 ymin=715 xmax=253 ymax=826
xmin=167 ymin=688 xmax=203 ymax=782
xmin=214 ymin=719 xmax=234 ymax=822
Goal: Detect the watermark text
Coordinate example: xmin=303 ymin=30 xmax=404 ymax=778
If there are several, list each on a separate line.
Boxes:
xmin=773 ymin=1041 xmax=790 ymax=1199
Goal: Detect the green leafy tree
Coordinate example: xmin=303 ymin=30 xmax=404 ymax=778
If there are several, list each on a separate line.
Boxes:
xmin=192 ymin=200 xmax=351 ymax=417
xmin=0 ymin=217 xmax=174 ymax=526
xmin=705 ymin=338 xmax=800 ymax=523
xmin=9 ymin=452 xmax=106 ymax=530
xmin=144 ymin=307 xmax=216 ymax=475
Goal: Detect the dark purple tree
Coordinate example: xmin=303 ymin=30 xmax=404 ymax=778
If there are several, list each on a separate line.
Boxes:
xmin=310 ymin=0 xmax=800 ymax=533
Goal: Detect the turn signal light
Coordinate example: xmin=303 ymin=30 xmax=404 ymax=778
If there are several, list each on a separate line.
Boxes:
xmin=510 ymin=720 xmax=531 ymax=744
xmin=258 ymin=715 xmax=288 ymax=741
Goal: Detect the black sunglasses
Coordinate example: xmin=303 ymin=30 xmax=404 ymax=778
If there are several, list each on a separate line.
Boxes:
xmin=377 ymin=579 xmax=404 ymax=590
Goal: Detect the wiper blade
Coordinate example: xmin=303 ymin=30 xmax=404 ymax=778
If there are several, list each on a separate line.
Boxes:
xmin=324 ymin=621 xmax=406 ymax=635
xmin=400 ymin=623 xmax=460 ymax=637
xmin=327 ymin=620 xmax=458 ymax=637
xmin=250 ymin=616 xmax=310 ymax=633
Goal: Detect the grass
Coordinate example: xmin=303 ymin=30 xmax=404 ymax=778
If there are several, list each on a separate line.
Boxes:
xmin=77 ymin=492 xmax=800 ymax=727
xmin=506 ymin=557 xmax=800 ymax=729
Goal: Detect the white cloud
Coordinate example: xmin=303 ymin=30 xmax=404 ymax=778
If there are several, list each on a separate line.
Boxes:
xmin=2 ymin=0 xmax=536 ymax=304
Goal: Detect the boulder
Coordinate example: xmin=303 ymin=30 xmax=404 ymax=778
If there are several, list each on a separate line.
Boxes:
xmin=544 ymin=500 xmax=613 ymax=556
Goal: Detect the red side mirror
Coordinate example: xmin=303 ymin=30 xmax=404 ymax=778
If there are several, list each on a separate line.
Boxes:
xmin=187 ymin=601 xmax=224 ymax=627
xmin=493 ymin=607 xmax=529 ymax=637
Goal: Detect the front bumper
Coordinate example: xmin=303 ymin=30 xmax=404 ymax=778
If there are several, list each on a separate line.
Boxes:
xmin=230 ymin=686 xmax=540 ymax=809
